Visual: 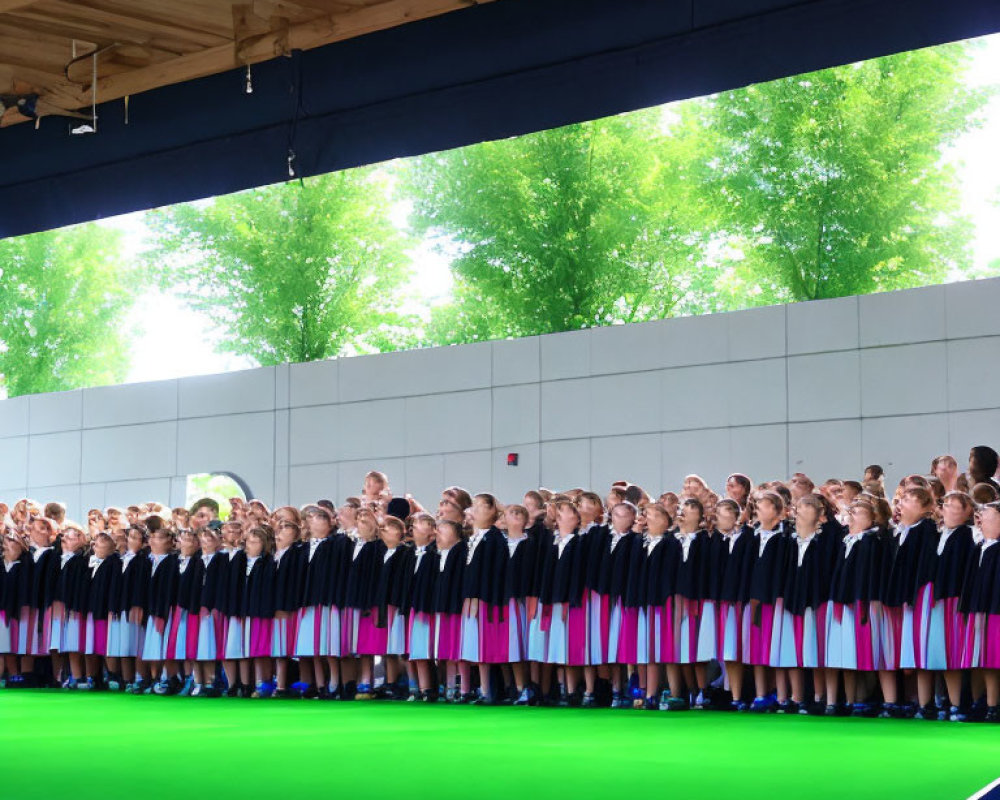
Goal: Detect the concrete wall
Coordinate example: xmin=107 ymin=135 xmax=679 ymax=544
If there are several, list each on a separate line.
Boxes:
xmin=2 ymin=278 xmax=999 ymax=519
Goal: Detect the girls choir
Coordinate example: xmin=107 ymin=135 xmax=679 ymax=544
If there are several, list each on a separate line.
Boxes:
xmin=2 ymin=449 xmax=1000 ymax=724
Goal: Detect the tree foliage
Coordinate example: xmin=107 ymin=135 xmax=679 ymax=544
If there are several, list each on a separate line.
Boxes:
xmin=407 ymin=41 xmax=992 ymax=336
xmin=680 ymin=42 xmax=990 ymax=306
xmin=404 ymin=109 xmax=710 ymax=342
xmin=0 ymin=225 xmax=135 ymax=397
xmin=147 ymin=168 xmax=411 ymax=365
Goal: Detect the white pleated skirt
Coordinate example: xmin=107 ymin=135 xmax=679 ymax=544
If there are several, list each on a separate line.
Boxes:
xmin=106 ymin=612 xmax=141 ymax=658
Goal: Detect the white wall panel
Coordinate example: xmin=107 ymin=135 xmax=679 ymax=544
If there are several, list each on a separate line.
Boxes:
xmin=28 ymin=431 xmax=81 ymax=487
xmin=289 ymin=359 xmax=338 ymax=408
xmin=661 ymin=313 xmax=729 ymax=368
xmin=788 ymin=420 xmax=862 ymax=481
xmin=859 ymin=284 xmax=946 ymax=347
xmin=540 ymin=439 xmax=590 ymax=490
xmin=0 ymin=396 xmax=30 ymax=439
xmin=81 ymin=422 xmax=177 ymax=484
xmin=860 ymin=343 xmax=948 ymax=417
xmin=861 ymin=414 xmax=950 ymax=489
xmin=728 ymin=305 xmax=785 ymax=361
xmin=0 ymin=277 xmax=996 ymax=519
xmin=29 ymin=390 xmax=82 ymax=435
xmin=442 ymin=450 xmax=492 ymax=495
xmin=945 ymin=279 xmax=1000 ymax=340
xmin=493 ymin=385 xmax=539 ymax=446
xmin=83 ymin=380 xmax=177 ymax=428
xmin=0 ymin=437 xmax=28 ymax=489
xmin=787 ymin=351 xmax=860 ymax=422
xmin=177 ymin=412 xmax=275 ymax=501
xmin=786 ymin=295 xmax=858 ymax=355
xmin=491 ymin=444 xmax=540 ymax=502
xmin=405 ymin=390 xmax=491 ymax=456
xmin=947 ymin=338 xmax=1000 ymax=412
xmin=179 ymin=368 xmax=275 ymax=417
xmin=540 ymin=329 xmax=590 ymax=381
xmin=661 ymin=428 xmax=731 ymax=491
xmin=661 ymin=364 xmax=730 ymax=431
xmin=590 ymin=433 xmax=660 ymax=493
xmin=493 ymin=337 xmax=540 ymax=386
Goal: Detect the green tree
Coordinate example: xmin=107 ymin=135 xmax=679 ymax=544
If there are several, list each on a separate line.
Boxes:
xmin=405 ymin=109 xmax=710 ymax=341
xmin=147 ymin=168 xmax=411 ymax=365
xmin=686 ymin=41 xmax=992 ymax=306
xmin=0 ymin=225 xmax=135 ymax=397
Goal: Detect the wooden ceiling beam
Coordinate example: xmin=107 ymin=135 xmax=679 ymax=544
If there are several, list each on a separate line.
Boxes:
xmin=48 ymin=0 xmax=493 ymax=107
xmin=285 ymin=0 xmax=372 ymax=13
xmin=37 ymin=0 xmax=232 ymax=48
xmin=0 ymin=0 xmax=39 ymax=13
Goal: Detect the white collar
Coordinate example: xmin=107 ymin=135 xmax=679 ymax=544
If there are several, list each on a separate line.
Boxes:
xmin=31 ymin=545 xmax=51 ymax=563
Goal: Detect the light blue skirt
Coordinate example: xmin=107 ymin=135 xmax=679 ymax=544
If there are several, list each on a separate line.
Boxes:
xmin=107 ymin=612 xmax=141 ymax=658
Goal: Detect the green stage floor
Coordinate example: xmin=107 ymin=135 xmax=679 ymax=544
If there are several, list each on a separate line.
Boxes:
xmin=1 ymin=693 xmax=997 ymax=799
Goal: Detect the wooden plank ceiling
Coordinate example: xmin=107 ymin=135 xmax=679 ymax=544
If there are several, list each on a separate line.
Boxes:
xmin=0 ymin=0 xmax=493 ymax=126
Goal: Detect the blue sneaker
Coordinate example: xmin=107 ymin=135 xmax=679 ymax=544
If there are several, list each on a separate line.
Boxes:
xmin=644 ymin=696 xmax=658 ymax=711
xmin=61 ymin=676 xmax=78 ymax=690
xmin=76 ymin=677 xmax=95 ymax=691
xmin=750 ymin=695 xmax=776 ymax=713
xmin=177 ymin=676 xmax=195 ymax=697
xmin=514 ymin=687 xmax=531 ymax=706
xmin=355 ymin=682 xmax=373 ymax=700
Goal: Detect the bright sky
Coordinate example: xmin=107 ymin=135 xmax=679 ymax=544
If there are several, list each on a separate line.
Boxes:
xmin=109 ymin=33 xmax=1000 ymax=385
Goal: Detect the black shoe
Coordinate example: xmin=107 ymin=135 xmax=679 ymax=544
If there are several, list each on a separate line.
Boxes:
xmin=302 ymin=686 xmax=318 ymax=700
xmin=984 ymin=706 xmax=999 ymax=723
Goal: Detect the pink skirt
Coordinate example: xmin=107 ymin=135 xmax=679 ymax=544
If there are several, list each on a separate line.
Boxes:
xmin=611 ymin=604 xmax=639 ymax=665
xmin=900 ymin=582 xmax=934 ymax=670
xmin=84 ymin=613 xmax=108 ymax=656
xmin=164 ymin=606 xmax=200 ymax=661
xmin=434 ymin=612 xmax=462 ymax=661
xmin=962 ymin=612 xmax=1000 ymax=669
xmin=478 ymin=602 xmax=512 ymax=664
xmin=586 ymin=591 xmax=612 ymax=666
xmin=247 ymin=617 xmax=273 ymax=658
xmin=675 ymin=597 xmax=702 ymax=664
xmin=745 ymin=600 xmax=780 ymax=666
xmin=880 ymin=604 xmax=903 ymax=670
xmin=354 ymin=608 xmax=387 ymax=656
xmin=651 ymin=600 xmax=677 ymax=664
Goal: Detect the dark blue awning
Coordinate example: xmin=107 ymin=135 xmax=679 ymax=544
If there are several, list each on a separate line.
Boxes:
xmin=1 ymin=0 xmax=998 ymax=238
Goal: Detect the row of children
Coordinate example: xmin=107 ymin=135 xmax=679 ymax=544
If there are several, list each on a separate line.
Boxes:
xmin=2 ymin=447 xmax=1000 ymax=721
